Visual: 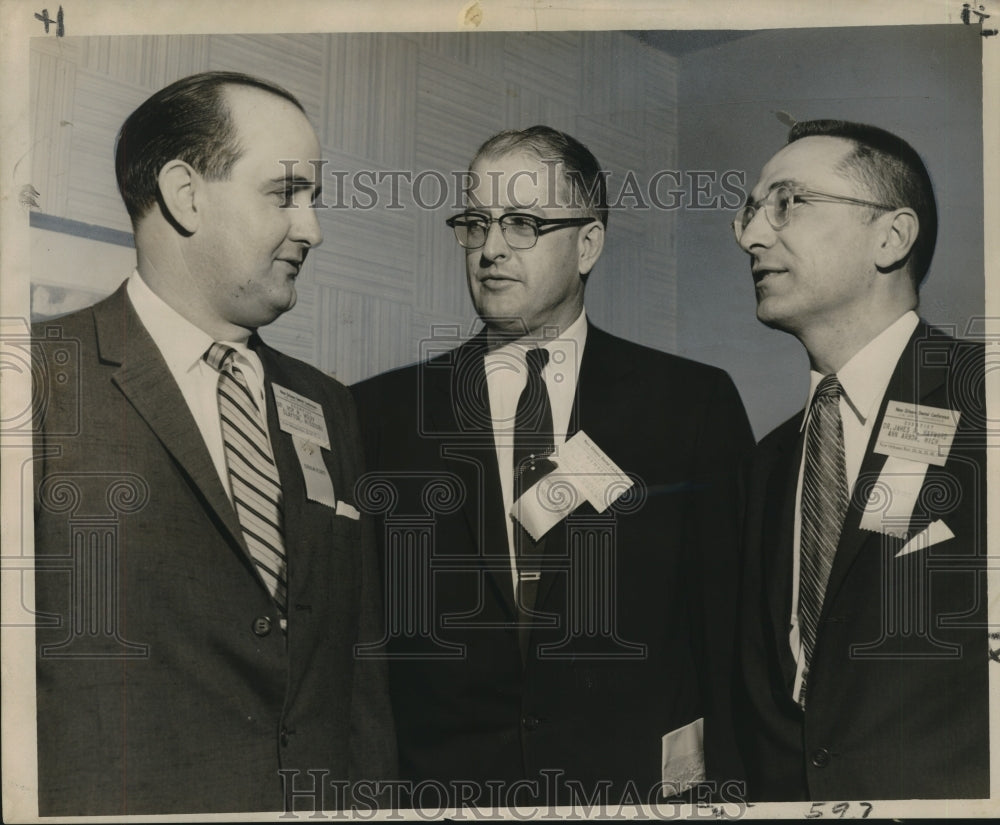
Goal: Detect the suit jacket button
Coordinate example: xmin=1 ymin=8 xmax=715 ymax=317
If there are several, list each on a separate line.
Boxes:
xmin=811 ymin=748 xmax=831 ymax=768
xmin=521 ymin=715 xmax=540 ymax=731
xmin=280 ymin=727 xmax=289 ymax=747
xmin=252 ymin=616 xmax=272 ymax=637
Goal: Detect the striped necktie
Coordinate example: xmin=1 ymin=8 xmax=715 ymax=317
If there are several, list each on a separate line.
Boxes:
xmin=205 ymin=343 xmax=288 ymax=612
xmin=798 ymin=373 xmax=848 ymax=708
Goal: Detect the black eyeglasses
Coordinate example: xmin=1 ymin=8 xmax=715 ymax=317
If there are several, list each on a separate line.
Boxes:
xmin=732 ymin=184 xmax=898 ymax=242
xmin=446 ymin=212 xmax=596 ymax=250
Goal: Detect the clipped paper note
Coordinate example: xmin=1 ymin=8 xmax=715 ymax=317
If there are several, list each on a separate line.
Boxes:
xmin=661 ymin=717 xmax=706 ymax=793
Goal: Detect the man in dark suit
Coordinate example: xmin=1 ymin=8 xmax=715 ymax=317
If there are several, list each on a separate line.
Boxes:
xmin=32 ymin=71 xmax=395 ymax=816
xmin=733 ymin=120 xmax=988 ymax=801
xmin=352 ymin=126 xmax=753 ymax=809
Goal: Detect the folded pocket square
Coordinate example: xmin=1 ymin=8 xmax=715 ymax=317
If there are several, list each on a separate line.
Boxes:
xmin=896 ymin=519 xmax=954 ymax=558
xmin=335 ymin=500 xmax=361 ymax=520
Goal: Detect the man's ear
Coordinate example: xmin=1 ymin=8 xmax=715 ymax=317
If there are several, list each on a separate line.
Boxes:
xmin=157 ymin=160 xmax=201 ymax=234
xmin=874 ymin=208 xmax=919 ymax=271
xmin=577 ymin=220 xmax=605 ymax=277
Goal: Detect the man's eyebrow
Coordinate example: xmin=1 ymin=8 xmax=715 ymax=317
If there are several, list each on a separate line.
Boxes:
xmin=747 ymin=179 xmax=797 ymax=205
xmin=268 ymin=175 xmax=316 ymax=187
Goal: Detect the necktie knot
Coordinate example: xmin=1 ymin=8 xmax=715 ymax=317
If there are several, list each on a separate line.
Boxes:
xmin=525 ymin=346 xmax=549 ymax=376
xmin=814 ymin=373 xmax=842 ymax=402
xmin=204 ymin=342 xmax=237 ymax=373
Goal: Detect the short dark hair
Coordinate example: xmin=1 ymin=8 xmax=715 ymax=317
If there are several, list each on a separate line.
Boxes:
xmin=787 ymin=119 xmax=937 ymax=287
xmin=114 ymin=71 xmax=305 ymax=222
xmin=471 ymin=125 xmax=609 ymax=228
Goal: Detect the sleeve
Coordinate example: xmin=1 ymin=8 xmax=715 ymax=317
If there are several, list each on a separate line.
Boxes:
xmin=685 ymin=368 xmax=755 ymax=788
xmin=343 ymin=387 xmax=399 ymax=796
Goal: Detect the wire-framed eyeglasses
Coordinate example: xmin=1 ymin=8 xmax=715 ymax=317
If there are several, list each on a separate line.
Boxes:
xmin=732 ymin=184 xmax=898 ymax=242
xmin=446 ymin=212 xmax=596 ymax=250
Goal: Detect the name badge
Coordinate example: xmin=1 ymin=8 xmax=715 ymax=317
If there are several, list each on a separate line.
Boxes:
xmin=273 ymin=384 xmax=331 ymax=449
xmin=874 ymin=401 xmax=959 ymax=467
xmin=859 ymin=455 xmax=929 ymax=538
xmin=511 ymin=430 xmax=634 ymax=541
xmin=555 ymin=431 xmax=634 ymax=513
xmin=291 ymin=435 xmax=337 ymax=509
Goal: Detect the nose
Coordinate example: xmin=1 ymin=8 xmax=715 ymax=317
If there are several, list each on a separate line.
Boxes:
xmin=479 ymin=219 xmax=509 ymax=262
xmin=291 ymin=203 xmax=323 ymax=249
xmin=737 ymin=207 xmax=773 ymax=254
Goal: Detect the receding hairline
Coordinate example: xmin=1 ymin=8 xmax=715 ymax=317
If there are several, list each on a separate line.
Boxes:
xmin=762 ymin=135 xmax=877 ymax=196
xmin=468 ymin=146 xmax=581 ymax=209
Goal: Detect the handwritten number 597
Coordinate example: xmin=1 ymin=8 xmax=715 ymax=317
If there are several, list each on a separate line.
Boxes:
xmin=806 ymin=801 xmax=874 ymax=818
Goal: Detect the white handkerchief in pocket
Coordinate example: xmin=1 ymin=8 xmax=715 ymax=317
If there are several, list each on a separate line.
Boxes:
xmin=896 ymin=518 xmax=954 ymax=558
xmin=661 ymin=717 xmax=706 ymax=793
xmin=335 ymin=500 xmax=360 ymax=520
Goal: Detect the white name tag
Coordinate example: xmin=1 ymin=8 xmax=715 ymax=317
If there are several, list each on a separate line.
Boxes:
xmin=273 ymin=384 xmax=331 ymax=449
xmin=874 ymin=401 xmax=959 ymax=467
xmin=859 ymin=455 xmax=929 ymax=538
xmin=291 ymin=435 xmax=337 ymax=508
xmin=511 ymin=431 xmax=634 ymax=541
xmin=555 ymin=431 xmax=634 ymax=512
xmin=513 ymin=474 xmax=582 ymax=542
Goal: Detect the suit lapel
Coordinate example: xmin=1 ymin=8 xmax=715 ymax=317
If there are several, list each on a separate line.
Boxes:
xmin=96 ymin=284 xmax=245 ymax=552
xmin=756 ymin=420 xmax=803 ymax=689
xmin=253 ymin=341 xmax=314 ymax=573
xmin=532 ymin=324 xmax=627 ymax=615
xmin=822 ymin=324 xmax=943 ymax=614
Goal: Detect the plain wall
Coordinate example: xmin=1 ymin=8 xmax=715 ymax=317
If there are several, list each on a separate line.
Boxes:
xmin=28 ymin=31 xmax=680 ymax=382
xmin=676 ymin=25 xmax=984 ymax=438
xmin=28 ymin=26 xmax=985 ymax=437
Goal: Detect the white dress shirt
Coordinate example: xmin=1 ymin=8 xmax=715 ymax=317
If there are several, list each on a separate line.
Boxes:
xmin=789 ymin=310 xmax=919 ymax=700
xmin=484 ymin=310 xmax=587 ymax=594
xmin=127 ymin=270 xmax=270 ymax=502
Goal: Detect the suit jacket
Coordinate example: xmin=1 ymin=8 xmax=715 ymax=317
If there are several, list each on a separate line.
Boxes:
xmin=32 ymin=283 xmax=396 ymax=816
xmin=735 ymin=324 xmax=989 ymax=801
xmin=352 ymin=323 xmax=754 ymax=805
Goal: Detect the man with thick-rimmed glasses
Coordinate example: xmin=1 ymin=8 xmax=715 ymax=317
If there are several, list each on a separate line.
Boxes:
xmin=733 ymin=120 xmax=988 ymax=801
xmin=353 ymin=126 xmax=753 ymax=808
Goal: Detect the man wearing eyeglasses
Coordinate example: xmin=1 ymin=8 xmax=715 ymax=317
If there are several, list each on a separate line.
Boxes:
xmin=352 ymin=126 xmax=753 ymax=808
xmin=733 ymin=120 xmax=988 ymax=801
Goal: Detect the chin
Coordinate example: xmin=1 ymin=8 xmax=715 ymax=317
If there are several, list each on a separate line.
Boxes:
xmin=755 ymin=300 xmax=784 ymax=330
xmin=481 ymin=315 xmax=532 ymax=337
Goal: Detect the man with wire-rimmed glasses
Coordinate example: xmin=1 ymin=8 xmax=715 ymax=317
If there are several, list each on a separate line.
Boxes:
xmin=733 ymin=120 xmax=988 ymax=801
xmin=353 ymin=125 xmax=753 ymax=808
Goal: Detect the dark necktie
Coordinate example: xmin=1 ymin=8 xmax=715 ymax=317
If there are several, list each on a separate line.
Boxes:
xmin=205 ymin=343 xmax=288 ymax=613
xmin=798 ymin=373 xmax=848 ymax=708
xmin=513 ymin=347 xmax=555 ymax=655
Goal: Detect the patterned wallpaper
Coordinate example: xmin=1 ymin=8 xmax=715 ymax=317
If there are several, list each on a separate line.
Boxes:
xmin=29 ymin=32 xmax=679 ymax=382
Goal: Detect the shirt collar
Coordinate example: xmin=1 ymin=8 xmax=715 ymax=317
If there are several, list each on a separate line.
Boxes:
xmin=483 ymin=309 xmax=588 ymax=375
xmin=800 ymin=310 xmax=919 ymax=431
xmin=126 ymin=269 xmax=262 ymax=382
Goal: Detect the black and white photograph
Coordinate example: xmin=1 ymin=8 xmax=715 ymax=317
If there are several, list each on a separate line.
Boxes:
xmin=1 ymin=0 xmax=996 ymax=820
